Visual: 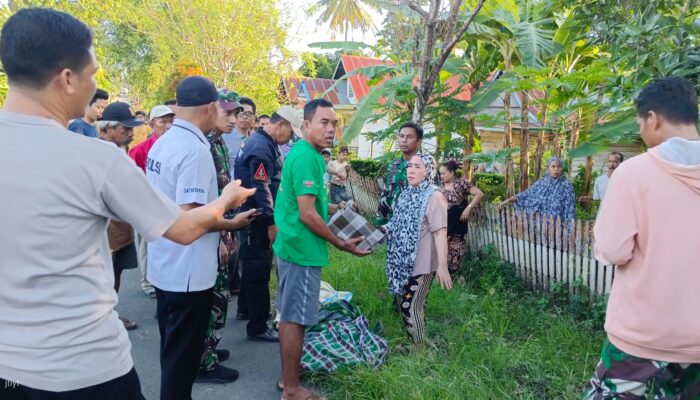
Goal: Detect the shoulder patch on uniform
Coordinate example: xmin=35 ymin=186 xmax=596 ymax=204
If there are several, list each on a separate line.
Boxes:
xmin=254 ymin=163 xmax=268 ymax=181
xmin=303 ymin=180 xmax=315 ymax=188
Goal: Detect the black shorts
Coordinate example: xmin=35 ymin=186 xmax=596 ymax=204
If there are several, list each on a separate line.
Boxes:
xmin=112 ymin=243 xmax=138 ymax=273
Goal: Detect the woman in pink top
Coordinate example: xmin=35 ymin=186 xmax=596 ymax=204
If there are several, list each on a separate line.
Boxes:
xmin=387 ymin=153 xmax=452 ymax=350
xmin=583 ymin=77 xmax=700 ymax=399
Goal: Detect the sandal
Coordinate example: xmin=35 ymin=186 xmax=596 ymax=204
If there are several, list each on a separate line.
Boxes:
xmin=119 ymin=317 xmax=138 ymax=331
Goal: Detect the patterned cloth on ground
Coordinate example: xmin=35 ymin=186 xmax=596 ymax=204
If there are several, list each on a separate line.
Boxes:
xmin=301 ymin=300 xmax=388 ymax=373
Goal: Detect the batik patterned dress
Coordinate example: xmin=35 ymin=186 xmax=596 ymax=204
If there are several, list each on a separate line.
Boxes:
xmin=439 ymin=178 xmax=472 ymax=274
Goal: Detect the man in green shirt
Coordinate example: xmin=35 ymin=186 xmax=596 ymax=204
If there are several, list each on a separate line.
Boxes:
xmin=273 ymin=99 xmax=370 ymax=400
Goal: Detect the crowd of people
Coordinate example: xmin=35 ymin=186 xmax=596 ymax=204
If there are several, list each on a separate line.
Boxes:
xmin=1 ymin=7 xmax=700 ymax=400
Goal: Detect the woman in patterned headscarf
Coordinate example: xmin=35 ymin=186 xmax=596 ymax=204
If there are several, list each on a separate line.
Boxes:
xmin=498 ymin=156 xmax=575 ymax=221
xmin=386 ymin=153 xmax=452 ymax=349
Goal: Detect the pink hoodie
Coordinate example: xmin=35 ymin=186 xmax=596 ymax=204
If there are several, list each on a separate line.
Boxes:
xmin=595 ymin=137 xmax=700 ymax=363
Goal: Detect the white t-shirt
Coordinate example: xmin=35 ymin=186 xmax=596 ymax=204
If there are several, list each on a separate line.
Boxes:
xmin=0 ymin=112 xmax=181 ymax=391
xmin=593 ymin=174 xmax=610 ymax=201
xmin=146 ymin=119 xmax=219 ymax=292
xmin=328 ymin=159 xmax=349 ymax=186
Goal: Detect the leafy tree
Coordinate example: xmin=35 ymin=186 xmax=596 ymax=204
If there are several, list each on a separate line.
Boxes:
xmin=1 ymin=0 xmax=292 ymax=113
xmin=299 ymin=52 xmax=341 ymax=79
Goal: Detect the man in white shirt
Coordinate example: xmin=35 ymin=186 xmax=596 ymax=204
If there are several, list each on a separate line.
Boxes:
xmin=592 ymin=152 xmax=624 ymax=202
xmin=0 ymin=9 xmax=254 ymax=400
xmin=328 ymin=146 xmax=353 ymax=204
xmin=146 ymin=76 xmax=256 ymax=399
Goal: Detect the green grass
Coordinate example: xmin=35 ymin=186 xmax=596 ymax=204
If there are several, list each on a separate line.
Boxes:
xmin=308 ymin=246 xmax=604 ymax=400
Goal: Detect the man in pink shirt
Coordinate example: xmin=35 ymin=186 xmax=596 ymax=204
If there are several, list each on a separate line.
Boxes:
xmin=129 ymin=105 xmax=175 ymax=173
xmin=583 ymin=77 xmax=700 ymax=399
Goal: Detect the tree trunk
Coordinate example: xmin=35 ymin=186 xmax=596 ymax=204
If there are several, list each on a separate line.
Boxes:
xmin=582 ymin=156 xmax=594 ymax=199
xmin=409 ymin=0 xmax=486 ymax=124
xmin=533 ymin=92 xmax=549 ymax=180
xmin=464 ymin=113 xmax=476 ymax=181
xmin=553 ymin=131 xmax=562 ymax=158
xmin=581 ymin=89 xmax=606 ymax=198
xmin=568 ymin=110 xmax=582 ymax=150
xmin=503 ymin=91 xmax=514 ymax=196
xmin=519 ymin=92 xmax=530 ymax=190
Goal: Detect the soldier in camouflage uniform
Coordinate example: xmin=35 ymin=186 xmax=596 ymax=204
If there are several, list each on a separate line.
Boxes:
xmin=374 ymin=122 xmax=423 ymax=226
xmin=196 ymin=89 xmax=243 ymax=383
xmin=583 ymin=340 xmax=700 ymax=399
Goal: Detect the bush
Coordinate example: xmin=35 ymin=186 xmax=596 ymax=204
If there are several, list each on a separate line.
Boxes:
xmin=473 ymin=173 xmax=506 ymax=203
xmin=350 ymin=159 xmax=387 ymax=179
xmin=572 ymin=165 xmax=601 ymax=220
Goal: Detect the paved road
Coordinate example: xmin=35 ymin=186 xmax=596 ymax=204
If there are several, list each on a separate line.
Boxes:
xmin=115 ymin=268 xmax=281 ymax=400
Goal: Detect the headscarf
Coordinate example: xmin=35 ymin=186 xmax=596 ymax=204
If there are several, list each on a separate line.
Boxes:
xmin=515 ymin=156 xmax=575 ymax=220
xmin=386 ymin=153 xmax=438 ymax=295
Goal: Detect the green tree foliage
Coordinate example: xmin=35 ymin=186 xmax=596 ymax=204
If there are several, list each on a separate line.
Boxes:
xmin=1 ymin=0 xmax=291 ymax=112
xmin=299 ymin=52 xmax=341 ymax=79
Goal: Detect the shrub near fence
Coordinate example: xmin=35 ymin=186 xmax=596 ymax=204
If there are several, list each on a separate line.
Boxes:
xmin=467 ymin=205 xmax=615 ymax=303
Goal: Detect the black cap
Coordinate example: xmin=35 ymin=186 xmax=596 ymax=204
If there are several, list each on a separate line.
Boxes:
xmin=176 ymin=76 xmax=218 ymax=107
xmin=99 ymin=102 xmax=144 ymax=128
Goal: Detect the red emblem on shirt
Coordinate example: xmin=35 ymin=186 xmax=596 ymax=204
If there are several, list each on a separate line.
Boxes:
xmin=303 ymin=180 xmax=314 ymax=188
xmin=254 ymin=163 xmax=268 ymax=181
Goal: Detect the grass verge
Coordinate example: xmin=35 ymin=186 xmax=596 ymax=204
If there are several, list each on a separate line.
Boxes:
xmin=308 ymin=245 xmax=604 ymax=400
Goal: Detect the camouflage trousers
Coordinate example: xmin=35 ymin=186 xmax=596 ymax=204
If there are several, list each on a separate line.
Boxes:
xmin=583 ymin=339 xmax=700 ymax=399
xmin=200 ymin=258 xmax=229 ymax=371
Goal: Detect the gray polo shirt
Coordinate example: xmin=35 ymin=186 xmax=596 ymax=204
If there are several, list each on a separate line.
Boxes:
xmin=0 ymin=112 xmax=180 ymax=391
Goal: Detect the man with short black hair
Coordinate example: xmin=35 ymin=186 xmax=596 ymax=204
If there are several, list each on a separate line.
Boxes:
xmin=235 ymin=106 xmax=300 ymax=343
xmin=375 ymin=121 xmax=423 ymax=225
xmin=0 ymin=9 xmax=253 ymax=399
xmin=68 ymin=88 xmax=108 ymax=137
xmin=583 ymin=77 xmax=700 ymax=399
xmin=273 ymin=99 xmax=370 ymax=400
xmin=146 ymin=76 xmax=256 ymax=399
xmin=135 ymin=110 xmax=146 ymax=122
xmin=259 ymin=114 xmax=271 ymax=130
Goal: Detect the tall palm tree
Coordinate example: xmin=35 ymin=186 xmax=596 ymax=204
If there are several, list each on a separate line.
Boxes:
xmin=310 ymin=0 xmax=376 ymax=42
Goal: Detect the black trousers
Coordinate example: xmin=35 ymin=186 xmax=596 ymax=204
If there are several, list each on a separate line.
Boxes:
xmin=237 ymin=221 xmax=273 ymax=337
xmin=228 ymin=232 xmax=242 ymax=293
xmin=0 ymin=368 xmax=144 ymax=400
xmin=155 ymin=286 xmax=213 ymax=400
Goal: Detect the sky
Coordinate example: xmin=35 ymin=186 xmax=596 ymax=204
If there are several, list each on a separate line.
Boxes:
xmin=281 ymin=0 xmax=383 ymax=56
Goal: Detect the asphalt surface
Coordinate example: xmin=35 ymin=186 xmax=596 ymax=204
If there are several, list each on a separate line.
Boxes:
xmin=115 ymin=268 xmax=281 ymax=400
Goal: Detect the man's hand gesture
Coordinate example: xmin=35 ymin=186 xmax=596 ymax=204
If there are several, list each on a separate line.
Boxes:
xmin=339 ymin=236 xmax=371 ymax=257
xmin=221 ymin=180 xmax=256 ymax=210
